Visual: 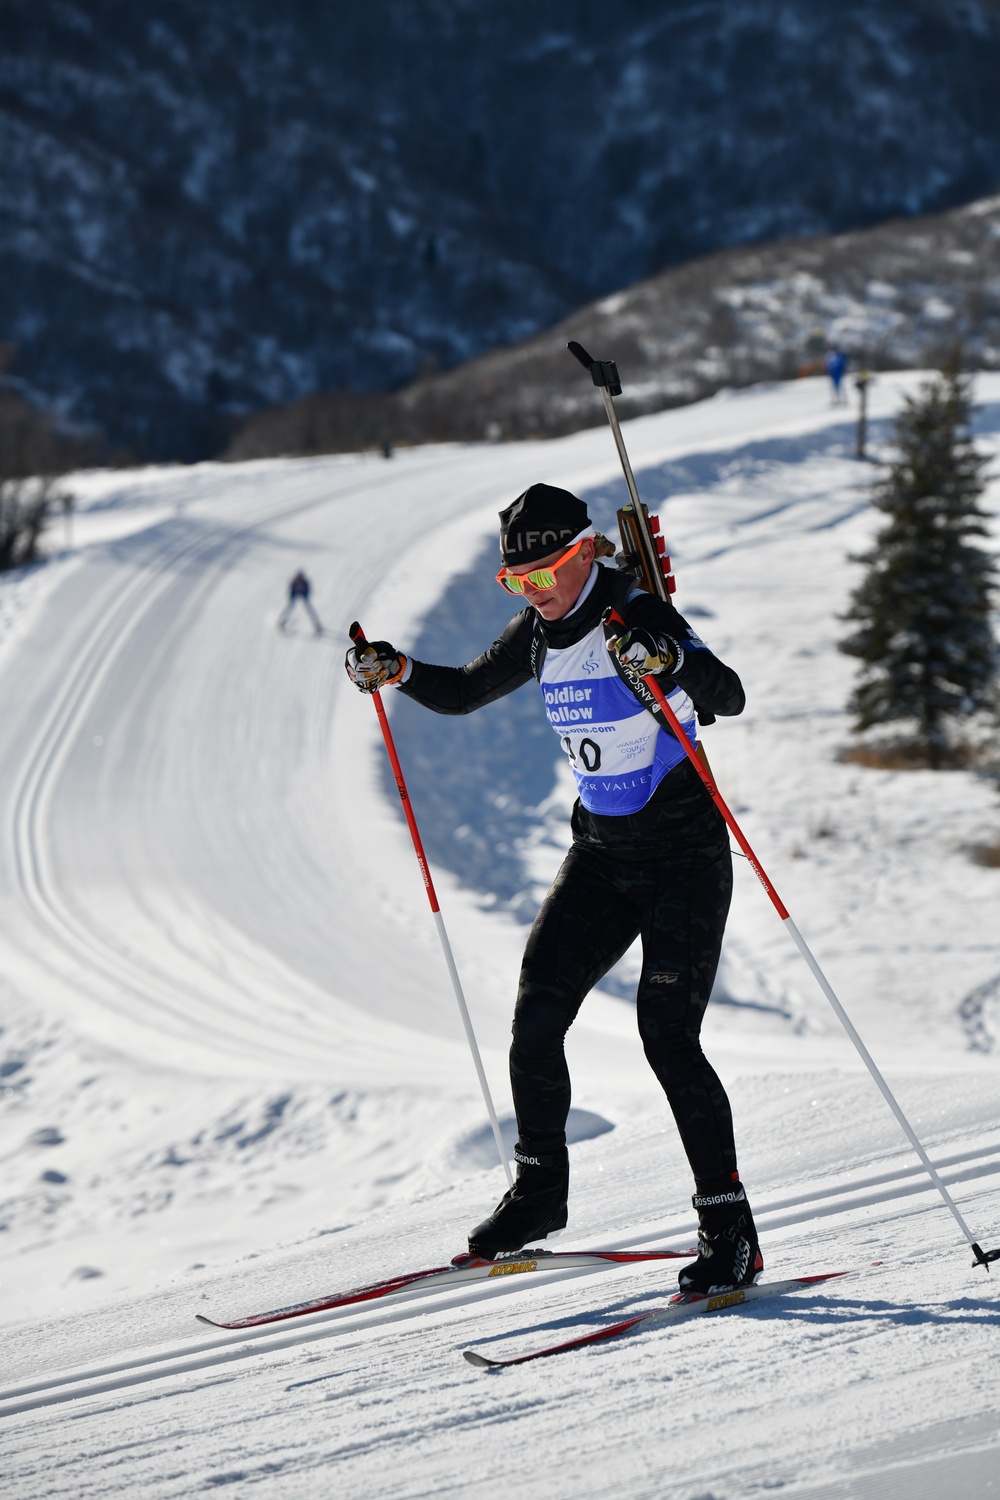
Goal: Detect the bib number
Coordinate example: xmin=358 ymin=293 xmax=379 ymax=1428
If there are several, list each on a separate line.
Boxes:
xmin=562 ymin=735 xmax=602 ymax=773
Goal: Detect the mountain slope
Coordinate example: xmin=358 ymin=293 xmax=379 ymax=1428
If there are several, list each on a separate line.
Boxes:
xmin=3 ymin=0 xmax=1000 ymax=456
xmin=229 ymin=190 xmax=1000 ymax=456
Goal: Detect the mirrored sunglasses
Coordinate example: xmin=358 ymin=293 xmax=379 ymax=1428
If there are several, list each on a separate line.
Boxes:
xmin=495 ymin=536 xmax=587 ymax=595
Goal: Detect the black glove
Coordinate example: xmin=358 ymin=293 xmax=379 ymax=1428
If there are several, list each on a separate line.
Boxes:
xmin=345 ymin=640 xmax=407 ymax=693
xmin=607 ymin=626 xmax=681 ymax=677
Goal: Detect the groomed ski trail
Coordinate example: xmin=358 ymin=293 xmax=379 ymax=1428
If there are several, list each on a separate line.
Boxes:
xmin=4 ymin=1139 xmax=998 ymax=1418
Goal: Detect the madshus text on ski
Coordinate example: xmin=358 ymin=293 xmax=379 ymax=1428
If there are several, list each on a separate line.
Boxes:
xmin=347 ymin=480 xmax=761 ymax=1297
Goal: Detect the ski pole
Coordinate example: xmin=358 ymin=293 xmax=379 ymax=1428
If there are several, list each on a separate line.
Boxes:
xmin=604 ymin=605 xmax=999 ymax=1270
xmin=349 ymin=623 xmax=514 ymax=1189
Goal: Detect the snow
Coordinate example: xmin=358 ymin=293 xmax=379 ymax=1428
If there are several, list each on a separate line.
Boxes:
xmin=1 ymin=372 xmax=999 ymax=1497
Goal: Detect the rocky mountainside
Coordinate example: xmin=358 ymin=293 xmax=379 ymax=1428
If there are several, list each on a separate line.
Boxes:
xmin=226 ymin=196 xmax=1000 ymax=456
xmin=3 ymin=0 xmax=1000 ymax=458
xmin=227 ymin=192 xmax=1000 ymax=456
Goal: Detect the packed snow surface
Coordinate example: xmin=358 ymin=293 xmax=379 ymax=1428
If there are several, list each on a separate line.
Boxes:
xmin=1 ymin=374 xmax=999 ymax=1497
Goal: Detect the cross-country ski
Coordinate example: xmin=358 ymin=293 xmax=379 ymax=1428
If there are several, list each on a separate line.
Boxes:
xmin=195 ymin=1246 xmax=696 ymax=1329
xmin=462 ymin=1269 xmax=859 ymax=1368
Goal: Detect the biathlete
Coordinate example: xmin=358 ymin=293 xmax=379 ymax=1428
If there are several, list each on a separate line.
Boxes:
xmin=345 ymin=483 xmax=762 ymax=1293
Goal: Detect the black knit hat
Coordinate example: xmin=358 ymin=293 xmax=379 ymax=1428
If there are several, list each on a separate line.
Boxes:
xmin=498 ymin=483 xmax=591 ymax=566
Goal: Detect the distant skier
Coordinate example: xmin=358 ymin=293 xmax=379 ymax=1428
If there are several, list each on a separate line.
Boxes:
xmin=345 ymin=483 xmax=762 ymax=1295
xmin=278 ymin=570 xmax=322 ymax=634
xmin=826 ymin=347 xmax=848 ymax=406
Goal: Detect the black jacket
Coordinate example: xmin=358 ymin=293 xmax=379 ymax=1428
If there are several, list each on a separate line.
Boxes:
xmin=399 ymin=564 xmax=744 ymax=721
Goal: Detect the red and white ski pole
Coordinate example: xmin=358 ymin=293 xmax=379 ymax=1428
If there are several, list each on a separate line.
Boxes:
xmin=605 ymin=606 xmax=998 ymax=1270
xmin=349 ymin=623 xmax=514 ymax=1189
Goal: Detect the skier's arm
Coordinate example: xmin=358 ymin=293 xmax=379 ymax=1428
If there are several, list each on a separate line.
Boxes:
xmin=397 ymin=610 xmax=535 ymax=715
xmin=623 ymin=594 xmax=746 ymax=717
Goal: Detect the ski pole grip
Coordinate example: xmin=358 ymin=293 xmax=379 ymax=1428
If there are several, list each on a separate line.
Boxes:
xmin=349 ymin=620 xmax=375 ymax=659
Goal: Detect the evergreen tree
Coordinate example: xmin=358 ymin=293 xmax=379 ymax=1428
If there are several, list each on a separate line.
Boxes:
xmin=839 ymin=366 xmax=997 ymax=768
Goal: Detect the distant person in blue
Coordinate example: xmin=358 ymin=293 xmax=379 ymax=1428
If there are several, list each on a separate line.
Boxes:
xmin=826 ymin=347 xmax=848 ymax=406
xmin=278 ymin=570 xmax=322 ymax=634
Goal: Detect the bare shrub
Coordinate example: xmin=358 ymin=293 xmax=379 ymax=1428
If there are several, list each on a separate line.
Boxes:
xmin=838 ymin=741 xmax=980 ymax=771
xmin=0 ymin=476 xmax=54 ymax=569
xmin=0 ymin=350 xmax=96 ymax=570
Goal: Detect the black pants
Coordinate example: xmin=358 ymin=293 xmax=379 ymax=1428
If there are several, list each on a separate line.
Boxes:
xmin=510 ymin=760 xmax=738 ymax=1186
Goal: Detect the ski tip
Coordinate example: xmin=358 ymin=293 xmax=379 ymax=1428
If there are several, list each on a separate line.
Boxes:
xmin=462 ymin=1349 xmax=501 ymax=1370
xmin=195 ymin=1314 xmax=226 ymax=1328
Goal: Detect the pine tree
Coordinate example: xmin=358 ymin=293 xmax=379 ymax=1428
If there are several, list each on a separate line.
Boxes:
xmin=839 ymin=366 xmax=997 ymax=768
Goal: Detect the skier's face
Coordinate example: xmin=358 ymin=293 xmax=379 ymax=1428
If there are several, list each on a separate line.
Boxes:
xmin=509 ymin=537 xmax=595 ymax=620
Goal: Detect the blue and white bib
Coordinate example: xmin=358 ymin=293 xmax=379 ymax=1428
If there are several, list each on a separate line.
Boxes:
xmin=539 ymin=624 xmax=696 ymax=815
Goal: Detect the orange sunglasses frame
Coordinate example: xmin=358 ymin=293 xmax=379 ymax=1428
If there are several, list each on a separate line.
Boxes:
xmin=495 ymin=536 xmax=589 ymax=594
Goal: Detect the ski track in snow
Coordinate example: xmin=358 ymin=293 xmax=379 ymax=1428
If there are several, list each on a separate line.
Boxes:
xmin=1 ymin=374 xmax=999 ymax=1498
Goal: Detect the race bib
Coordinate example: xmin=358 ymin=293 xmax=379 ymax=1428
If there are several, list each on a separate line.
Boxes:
xmin=539 ymin=630 xmax=694 ymax=815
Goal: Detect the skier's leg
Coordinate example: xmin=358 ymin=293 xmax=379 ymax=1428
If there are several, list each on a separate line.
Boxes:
xmin=305 ymin=599 xmax=322 ymax=633
xmin=634 ymin=839 xmax=737 ymax=1183
xmin=635 ymin=838 xmax=762 ymax=1289
xmin=468 ymin=845 xmax=638 ymax=1257
xmin=510 ymin=843 xmax=639 ymax=1144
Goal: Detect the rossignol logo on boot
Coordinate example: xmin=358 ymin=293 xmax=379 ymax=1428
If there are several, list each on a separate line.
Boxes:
xmin=693 ymin=1189 xmax=745 ymax=1208
xmin=514 ymin=1150 xmax=542 ymax=1166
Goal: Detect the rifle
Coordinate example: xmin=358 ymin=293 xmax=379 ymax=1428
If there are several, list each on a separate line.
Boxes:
xmin=567 ymin=341 xmax=714 ymax=763
xmin=567 ymin=342 xmax=675 ymax=601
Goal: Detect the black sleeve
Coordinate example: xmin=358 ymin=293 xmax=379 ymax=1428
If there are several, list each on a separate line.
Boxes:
xmin=624 ymin=593 xmax=746 ymax=717
xmin=396 ymin=609 xmax=536 ymax=715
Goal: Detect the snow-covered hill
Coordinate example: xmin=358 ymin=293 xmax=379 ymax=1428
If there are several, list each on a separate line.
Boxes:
xmin=1 ymin=375 xmax=999 ymax=1496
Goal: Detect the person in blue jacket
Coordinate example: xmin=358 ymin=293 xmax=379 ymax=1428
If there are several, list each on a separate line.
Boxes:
xmin=279 ymin=570 xmax=322 ymax=634
xmin=345 ymin=484 xmax=761 ymax=1294
xmin=826 ymin=347 xmax=849 ymax=405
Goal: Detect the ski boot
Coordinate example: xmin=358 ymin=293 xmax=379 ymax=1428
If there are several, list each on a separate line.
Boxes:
xmin=677 ymin=1178 xmax=763 ymax=1294
xmin=467 ymin=1139 xmax=569 ymax=1260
